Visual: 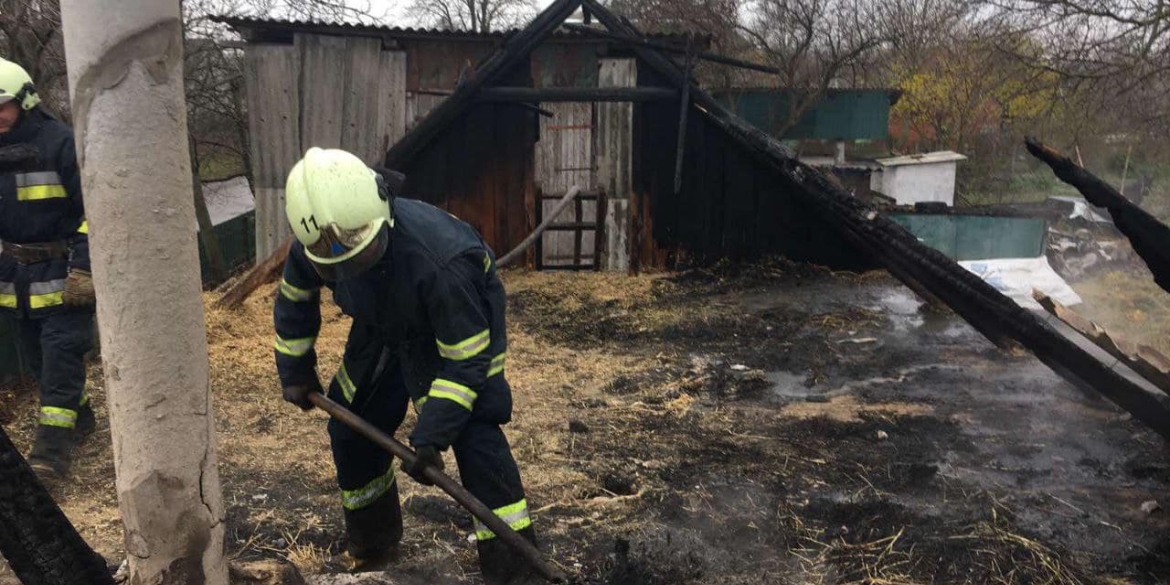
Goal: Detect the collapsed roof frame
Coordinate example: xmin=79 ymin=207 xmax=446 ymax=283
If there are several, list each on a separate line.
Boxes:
xmin=381 ymin=0 xmax=1170 ymax=439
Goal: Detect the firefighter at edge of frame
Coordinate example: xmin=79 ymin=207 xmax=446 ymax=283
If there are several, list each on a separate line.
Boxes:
xmin=273 ymin=147 xmax=539 ymax=583
xmin=0 ymin=57 xmax=97 ymax=488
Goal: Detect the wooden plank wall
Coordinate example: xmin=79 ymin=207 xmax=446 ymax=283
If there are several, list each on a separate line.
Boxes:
xmin=596 ymin=59 xmax=636 ymax=271
xmin=245 ymin=35 xmax=407 ymax=263
xmin=406 ymin=93 xmax=448 ymax=131
xmin=535 ymin=102 xmax=596 ymax=266
xmin=633 ymin=65 xmax=867 ymax=270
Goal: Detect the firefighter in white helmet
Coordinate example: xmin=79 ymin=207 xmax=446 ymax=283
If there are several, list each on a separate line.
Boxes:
xmin=273 ymin=148 xmax=536 ymax=582
xmin=0 ymin=57 xmax=96 ymax=487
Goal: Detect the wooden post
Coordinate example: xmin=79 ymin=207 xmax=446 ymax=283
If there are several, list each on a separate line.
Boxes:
xmin=1120 ymin=144 xmax=1132 ymax=197
xmin=593 ymin=187 xmax=606 ymax=270
xmin=597 ymin=58 xmax=635 ymax=271
xmin=61 ymin=0 xmax=229 ymax=582
xmin=673 ymin=42 xmax=694 ymax=195
xmin=573 ymin=193 xmax=584 ymax=266
xmin=534 ymin=185 xmax=544 ymax=270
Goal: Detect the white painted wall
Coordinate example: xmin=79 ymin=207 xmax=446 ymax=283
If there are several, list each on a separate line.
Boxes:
xmin=871 ymin=161 xmax=958 ymax=206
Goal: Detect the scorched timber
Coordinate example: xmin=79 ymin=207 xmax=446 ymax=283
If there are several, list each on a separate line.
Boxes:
xmin=1026 ymin=137 xmax=1170 ymax=294
xmin=477 ymin=87 xmax=676 ymax=103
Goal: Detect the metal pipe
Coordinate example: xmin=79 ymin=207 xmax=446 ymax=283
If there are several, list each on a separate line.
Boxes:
xmin=306 ymin=393 xmax=568 ymax=583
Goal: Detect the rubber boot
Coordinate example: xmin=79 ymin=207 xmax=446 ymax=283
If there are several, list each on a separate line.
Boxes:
xmin=336 ymin=485 xmax=404 ymax=573
xmin=477 ymin=526 xmax=540 ymax=585
xmin=27 ymin=425 xmax=74 ymax=487
xmin=76 ymin=403 xmax=96 ymax=440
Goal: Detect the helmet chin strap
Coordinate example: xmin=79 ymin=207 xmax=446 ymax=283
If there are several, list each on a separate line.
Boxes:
xmin=15 ymin=82 xmax=36 ymax=110
xmin=374 ymin=172 xmax=396 ymax=228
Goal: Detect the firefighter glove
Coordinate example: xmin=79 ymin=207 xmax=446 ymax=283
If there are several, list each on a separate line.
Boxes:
xmin=63 ymin=269 xmax=96 ymax=307
xmin=402 ymin=444 xmax=443 ymax=487
xmin=282 ymin=377 xmax=323 ymax=411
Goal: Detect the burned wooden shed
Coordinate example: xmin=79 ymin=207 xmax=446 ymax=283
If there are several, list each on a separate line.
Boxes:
xmin=219 ymin=15 xmax=681 ymax=269
xmin=366 ymin=0 xmax=1170 ymax=442
xmin=220 ymin=0 xmax=1170 ymax=440
xmin=217 ymin=13 xmax=869 ymax=271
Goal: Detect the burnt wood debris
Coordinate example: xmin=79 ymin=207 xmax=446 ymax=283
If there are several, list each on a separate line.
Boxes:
xmin=1026 ymin=137 xmax=1170 ymax=295
xmin=0 ymin=426 xmax=113 ymax=585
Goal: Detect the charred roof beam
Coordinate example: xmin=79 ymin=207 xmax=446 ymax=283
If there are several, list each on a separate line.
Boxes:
xmin=1026 ymin=137 xmax=1170 ymax=294
xmin=476 ymin=86 xmax=677 ymax=102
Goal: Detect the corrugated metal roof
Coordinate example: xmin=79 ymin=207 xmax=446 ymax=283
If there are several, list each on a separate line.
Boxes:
xmin=876 ymin=151 xmax=968 ymax=167
xmin=210 ymin=15 xmax=704 ymax=43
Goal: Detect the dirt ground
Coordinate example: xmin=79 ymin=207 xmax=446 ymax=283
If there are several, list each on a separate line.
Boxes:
xmin=2 ymin=262 xmax=1169 ymax=584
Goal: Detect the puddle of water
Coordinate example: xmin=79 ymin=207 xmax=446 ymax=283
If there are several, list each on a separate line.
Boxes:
xmin=872 ymin=288 xmax=925 ymax=330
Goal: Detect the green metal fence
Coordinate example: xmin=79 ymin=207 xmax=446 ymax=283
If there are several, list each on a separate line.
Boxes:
xmin=888 ymin=213 xmax=1047 ymax=261
xmin=714 ymin=89 xmax=898 ymax=141
xmin=199 ymin=210 xmax=256 ymax=282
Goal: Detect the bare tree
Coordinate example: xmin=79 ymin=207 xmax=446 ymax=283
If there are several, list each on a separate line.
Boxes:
xmin=0 ymin=0 xmax=69 ymax=117
xmin=982 ymin=0 xmax=1170 ymax=156
xmin=737 ymin=0 xmax=891 ymax=136
xmin=608 ymin=0 xmax=754 ymax=87
xmin=410 ymin=0 xmax=538 ymax=32
xmin=987 ymin=0 xmax=1169 ymax=79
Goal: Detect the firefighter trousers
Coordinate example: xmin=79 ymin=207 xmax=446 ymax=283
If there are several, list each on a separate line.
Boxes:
xmin=12 ymin=311 xmax=93 ymax=429
xmin=326 ymin=352 xmax=535 ymax=583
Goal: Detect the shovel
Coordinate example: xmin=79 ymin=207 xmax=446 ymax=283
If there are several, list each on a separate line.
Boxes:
xmin=307 ymin=392 xmax=568 ymax=583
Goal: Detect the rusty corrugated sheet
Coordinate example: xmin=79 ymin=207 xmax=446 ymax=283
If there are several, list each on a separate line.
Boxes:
xmin=210 ymin=15 xmax=706 ymax=43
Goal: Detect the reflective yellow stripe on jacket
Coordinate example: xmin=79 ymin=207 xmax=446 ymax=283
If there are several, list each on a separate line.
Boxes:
xmin=489 ymin=352 xmax=506 ymax=377
xmin=28 ymin=279 xmax=65 ymax=309
xmin=0 ymin=281 xmax=16 ymax=309
xmin=436 ymin=329 xmax=490 ymax=361
xmin=336 ymin=363 xmax=356 ymax=403
xmin=279 ymin=278 xmax=317 ymax=302
xmin=428 ymin=378 xmax=477 ymax=411
xmin=15 ymin=171 xmax=66 ymax=201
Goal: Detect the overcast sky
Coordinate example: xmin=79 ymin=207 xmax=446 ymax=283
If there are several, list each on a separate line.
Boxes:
xmin=361 ymin=0 xmax=558 ymax=27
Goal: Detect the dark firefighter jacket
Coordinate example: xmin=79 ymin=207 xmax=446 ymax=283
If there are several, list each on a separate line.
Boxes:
xmin=0 ymin=107 xmax=88 ymax=317
xmin=274 ymin=197 xmax=511 ymax=449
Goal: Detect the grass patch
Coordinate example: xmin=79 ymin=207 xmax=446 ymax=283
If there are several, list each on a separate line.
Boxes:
xmin=198 ymin=150 xmax=246 ymax=182
xmin=1072 ymin=269 xmax=1170 ymax=356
